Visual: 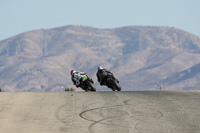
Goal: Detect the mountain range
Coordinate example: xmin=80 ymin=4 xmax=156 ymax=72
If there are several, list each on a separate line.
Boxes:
xmin=0 ymin=25 xmax=200 ymax=91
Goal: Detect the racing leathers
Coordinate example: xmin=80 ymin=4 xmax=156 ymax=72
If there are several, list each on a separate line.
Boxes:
xmin=71 ymin=71 xmax=87 ymax=88
xmin=96 ymin=68 xmax=112 ymax=86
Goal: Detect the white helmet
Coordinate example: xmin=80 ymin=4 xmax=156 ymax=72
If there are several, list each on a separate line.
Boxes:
xmin=98 ymin=66 xmax=103 ymax=70
xmin=70 ymin=70 xmax=76 ymax=75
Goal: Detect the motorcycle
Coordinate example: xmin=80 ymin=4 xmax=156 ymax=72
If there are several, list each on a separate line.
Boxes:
xmin=105 ymin=73 xmax=121 ymax=91
xmin=79 ymin=75 xmax=96 ymax=92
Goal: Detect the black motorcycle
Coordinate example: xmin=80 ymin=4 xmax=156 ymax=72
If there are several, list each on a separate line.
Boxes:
xmin=80 ymin=75 xmax=96 ymax=92
xmin=105 ymin=73 xmax=121 ymax=91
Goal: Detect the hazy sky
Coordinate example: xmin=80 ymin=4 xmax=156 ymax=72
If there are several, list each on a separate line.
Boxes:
xmin=0 ymin=0 xmax=200 ymax=41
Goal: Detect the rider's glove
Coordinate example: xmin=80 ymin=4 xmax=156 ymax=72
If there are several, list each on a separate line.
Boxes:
xmin=90 ymin=79 xmax=94 ymax=84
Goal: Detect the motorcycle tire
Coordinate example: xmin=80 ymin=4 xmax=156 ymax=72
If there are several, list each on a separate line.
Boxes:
xmin=111 ymin=80 xmax=121 ymax=91
xmin=86 ymin=80 xmax=96 ymax=92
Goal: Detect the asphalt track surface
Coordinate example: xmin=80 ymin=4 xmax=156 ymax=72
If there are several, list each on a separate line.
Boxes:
xmin=0 ymin=91 xmax=200 ymax=133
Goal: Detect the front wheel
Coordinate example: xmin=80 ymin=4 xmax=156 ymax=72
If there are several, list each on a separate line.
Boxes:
xmin=86 ymin=80 xmax=96 ymax=92
xmin=111 ymin=80 xmax=121 ymax=91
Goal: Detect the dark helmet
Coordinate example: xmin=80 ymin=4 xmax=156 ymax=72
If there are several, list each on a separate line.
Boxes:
xmin=98 ymin=66 xmax=103 ymax=70
xmin=70 ymin=70 xmax=76 ymax=75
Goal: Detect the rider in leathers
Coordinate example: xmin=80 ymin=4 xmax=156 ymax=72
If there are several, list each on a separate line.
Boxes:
xmin=71 ymin=70 xmax=88 ymax=90
xmin=96 ymin=66 xmax=114 ymax=86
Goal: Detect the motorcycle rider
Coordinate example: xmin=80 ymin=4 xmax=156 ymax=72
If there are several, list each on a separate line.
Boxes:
xmin=70 ymin=70 xmax=93 ymax=90
xmin=96 ymin=66 xmax=114 ymax=86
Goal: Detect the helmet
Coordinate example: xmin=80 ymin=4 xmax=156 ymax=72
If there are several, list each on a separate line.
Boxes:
xmin=70 ymin=70 xmax=76 ymax=75
xmin=98 ymin=66 xmax=103 ymax=70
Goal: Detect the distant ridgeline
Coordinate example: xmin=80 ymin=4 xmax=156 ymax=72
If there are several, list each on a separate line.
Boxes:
xmin=0 ymin=25 xmax=200 ymax=91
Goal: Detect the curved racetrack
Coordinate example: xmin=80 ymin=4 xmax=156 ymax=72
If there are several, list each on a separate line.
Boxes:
xmin=0 ymin=91 xmax=200 ymax=133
